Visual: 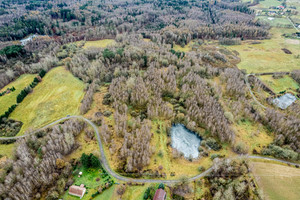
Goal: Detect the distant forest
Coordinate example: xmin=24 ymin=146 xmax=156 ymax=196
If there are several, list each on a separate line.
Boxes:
xmin=0 ymin=0 xmax=269 ymax=43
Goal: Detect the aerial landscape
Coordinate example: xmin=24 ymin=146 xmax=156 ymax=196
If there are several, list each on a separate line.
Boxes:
xmin=0 ymin=0 xmax=299 ymax=199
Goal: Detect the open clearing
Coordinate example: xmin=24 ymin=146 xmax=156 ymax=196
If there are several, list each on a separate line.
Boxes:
xmin=257 ymin=16 xmax=291 ymax=27
xmin=252 ymin=162 xmax=300 ymax=200
xmin=259 ymin=75 xmax=299 ymax=93
xmin=233 ymin=119 xmax=273 ymax=153
xmin=252 ymin=0 xmax=282 ymax=9
xmin=173 ymin=41 xmax=197 ymax=52
xmin=81 ymin=39 xmax=116 ymax=49
xmin=0 ymin=74 xmax=36 ymax=115
xmin=10 ymin=67 xmax=85 ymax=135
xmin=226 ymin=28 xmax=300 ymax=73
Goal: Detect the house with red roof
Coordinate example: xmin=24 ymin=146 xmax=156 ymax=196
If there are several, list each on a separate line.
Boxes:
xmin=68 ymin=184 xmax=86 ymax=199
xmin=153 ymin=188 xmax=166 ymax=200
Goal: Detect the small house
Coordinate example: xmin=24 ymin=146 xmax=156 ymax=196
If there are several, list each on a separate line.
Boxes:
xmin=69 ymin=185 xmax=86 ymax=199
xmin=153 ymin=188 xmax=166 ymax=200
xmin=277 ymin=5 xmax=284 ymax=10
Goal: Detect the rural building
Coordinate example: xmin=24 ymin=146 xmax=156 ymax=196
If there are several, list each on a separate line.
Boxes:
xmin=277 ymin=5 xmax=284 ymax=9
xmin=153 ymin=188 xmax=166 ymax=200
xmin=68 ymin=185 xmax=86 ymax=199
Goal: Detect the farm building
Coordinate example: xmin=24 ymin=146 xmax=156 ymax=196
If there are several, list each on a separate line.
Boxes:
xmin=153 ymin=188 xmax=166 ymax=200
xmin=68 ymin=184 xmax=86 ymax=199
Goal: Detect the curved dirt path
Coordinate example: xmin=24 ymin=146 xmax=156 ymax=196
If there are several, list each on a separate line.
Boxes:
xmin=1 ymin=116 xmax=299 ymax=183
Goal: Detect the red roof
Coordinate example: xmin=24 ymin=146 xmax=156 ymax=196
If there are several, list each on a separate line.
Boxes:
xmin=153 ymin=189 xmax=166 ymax=200
xmin=69 ymin=185 xmax=86 ymax=198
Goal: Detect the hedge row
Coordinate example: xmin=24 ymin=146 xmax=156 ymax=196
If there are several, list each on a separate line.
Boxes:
xmin=0 ymin=70 xmax=46 ymax=122
xmin=0 ymin=86 xmax=15 ymax=97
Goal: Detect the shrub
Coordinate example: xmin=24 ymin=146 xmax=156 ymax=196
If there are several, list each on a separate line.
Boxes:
xmin=80 ymin=153 xmax=100 ymax=168
xmin=103 ymin=110 xmax=112 ymax=117
xmin=103 ymin=49 xmax=115 ymax=60
xmin=210 ymin=154 xmax=220 ymax=160
xmin=206 ymin=138 xmax=221 ymax=151
xmin=198 ymin=166 xmax=205 ymax=172
xmin=233 ymin=141 xmax=248 ymax=154
xmin=218 ymin=38 xmax=241 ymax=45
xmin=0 ymin=45 xmax=26 ymax=58
xmin=261 ymin=145 xmax=299 ymax=161
xmin=158 ymin=183 xmax=165 ymax=190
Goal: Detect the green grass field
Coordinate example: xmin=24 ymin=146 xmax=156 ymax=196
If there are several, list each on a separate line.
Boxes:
xmin=10 ymin=67 xmax=85 ymax=135
xmin=81 ymin=39 xmax=116 ymax=49
xmin=259 ymin=75 xmax=299 ymax=93
xmin=253 ymin=0 xmax=282 ymax=9
xmin=0 ymin=74 xmax=36 ymax=115
xmin=233 ymin=119 xmax=273 ymax=153
xmin=226 ymin=28 xmax=300 ymax=73
xmin=252 ymin=162 xmax=300 ymax=200
xmin=257 ymin=16 xmax=291 ymax=27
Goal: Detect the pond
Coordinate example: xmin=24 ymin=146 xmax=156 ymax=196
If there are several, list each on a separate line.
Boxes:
xmin=272 ymin=93 xmax=296 ymax=109
xmin=171 ymin=124 xmax=201 ymax=159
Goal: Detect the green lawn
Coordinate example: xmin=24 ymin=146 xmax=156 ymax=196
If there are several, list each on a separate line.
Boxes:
xmin=259 ymin=75 xmax=299 ymax=93
xmin=0 ymin=74 xmax=36 ymax=115
xmin=10 ymin=67 xmax=85 ymax=135
xmin=252 ymin=162 xmax=300 ymax=200
xmin=226 ymin=28 xmax=300 ymax=73
xmin=257 ymin=16 xmax=291 ymax=27
xmin=61 ymin=166 xmax=115 ymax=200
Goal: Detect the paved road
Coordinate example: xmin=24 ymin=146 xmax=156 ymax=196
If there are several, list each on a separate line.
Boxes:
xmin=0 ymin=116 xmax=299 ymax=183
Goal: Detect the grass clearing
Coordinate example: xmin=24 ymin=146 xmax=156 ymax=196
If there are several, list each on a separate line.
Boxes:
xmin=252 ymin=162 xmax=300 ymax=200
xmin=81 ymin=39 xmax=116 ymax=49
xmin=257 ymin=16 xmax=291 ymax=27
xmin=10 ymin=67 xmax=85 ymax=135
xmin=253 ymin=0 xmax=282 ymax=9
xmin=233 ymin=119 xmax=273 ymax=153
xmin=0 ymin=143 xmax=15 ymax=158
xmin=0 ymin=74 xmax=36 ymax=115
xmin=226 ymin=28 xmax=300 ymax=73
xmin=259 ymin=75 xmax=299 ymax=93
xmin=173 ymin=41 xmax=197 ymax=52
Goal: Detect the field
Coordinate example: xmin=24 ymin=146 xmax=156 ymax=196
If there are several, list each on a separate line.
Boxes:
xmin=0 ymin=74 xmax=36 ymax=115
xmin=259 ymin=75 xmax=299 ymax=93
xmin=252 ymin=0 xmax=282 ymax=9
xmin=226 ymin=28 xmax=300 ymax=73
xmin=10 ymin=67 xmax=85 ymax=135
xmin=80 ymin=39 xmax=116 ymax=49
xmin=257 ymin=16 xmax=291 ymax=27
xmin=233 ymin=119 xmax=273 ymax=153
xmin=252 ymin=162 xmax=300 ymax=200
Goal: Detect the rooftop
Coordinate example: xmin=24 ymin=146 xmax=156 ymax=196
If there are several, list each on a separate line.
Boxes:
xmin=153 ymin=188 xmax=166 ymax=200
